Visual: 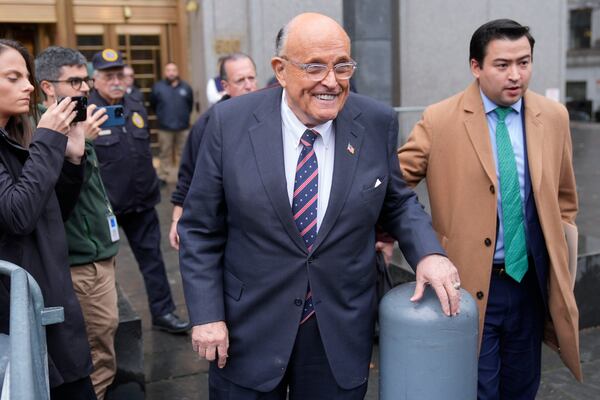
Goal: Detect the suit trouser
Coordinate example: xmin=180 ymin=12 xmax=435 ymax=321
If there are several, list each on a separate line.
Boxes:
xmin=157 ymin=128 xmax=189 ymax=181
xmin=209 ymin=316 xmax=368 ymax=400
xmin=70 ymin=257 xmax=118 ymax=400
xmin=477 ymin=266 xmax=544 ymax=400
xmin=117 ymin=208 xmax=175 ymax=318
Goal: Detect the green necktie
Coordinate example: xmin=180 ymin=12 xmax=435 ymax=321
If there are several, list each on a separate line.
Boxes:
xmin=494 ymin=107 xmax=528 ymax=282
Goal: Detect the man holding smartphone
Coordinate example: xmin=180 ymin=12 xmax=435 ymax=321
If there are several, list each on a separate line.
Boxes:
xmin=88 ymin=49 xmax=190 ymax=335
xmin=35 ymin=46 xmax=116 ymax=399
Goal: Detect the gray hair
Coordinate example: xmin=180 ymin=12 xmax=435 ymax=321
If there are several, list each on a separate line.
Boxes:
xmin=219 ymin=52 xmax=256 ymax=81
xmin=275 ymin=24 xmax=289 ymax=57
xmin=35 ymin=46 xmax=87 ymax=82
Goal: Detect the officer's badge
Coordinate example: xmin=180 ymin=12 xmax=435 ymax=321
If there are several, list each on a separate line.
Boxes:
xmin=132 ymin=112 xmax=145 ymax=128
xmin=102 ymin=49 xmax=119 ymax=62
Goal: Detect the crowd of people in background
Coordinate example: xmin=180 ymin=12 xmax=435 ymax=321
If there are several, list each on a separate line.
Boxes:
xmin=0 ymin=12 xmax=581 ymax=400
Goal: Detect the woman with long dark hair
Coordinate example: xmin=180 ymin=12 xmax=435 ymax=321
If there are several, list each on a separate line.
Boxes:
xmin=0 ymin=39 xmax=96 ymax=399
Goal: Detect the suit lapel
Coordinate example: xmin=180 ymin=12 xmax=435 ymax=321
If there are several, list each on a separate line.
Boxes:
xmin=311 ymin=101 xmax=365 ymax=252
xmin=248 ymin=89 xmax=307 ymax=253
xmin=463 ymin=82 xmax=497 ymax=185
xmin=523 ymin=92 xmax=544 ymax=196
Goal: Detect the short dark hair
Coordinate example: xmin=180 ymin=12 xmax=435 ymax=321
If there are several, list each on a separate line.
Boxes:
xmin=35 ymin=46 xmax=87 ymax=82
xmin=0 ymin=39 xmax=39 ymax=146
xmin=219 ymin=53 xmax=256 ymax=82
xmin=469 ymin=19 xmax=535 ymax=67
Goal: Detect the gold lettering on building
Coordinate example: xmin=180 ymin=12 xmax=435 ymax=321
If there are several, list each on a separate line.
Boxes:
xmin=214 ymin=39 xmax=241 ymax=54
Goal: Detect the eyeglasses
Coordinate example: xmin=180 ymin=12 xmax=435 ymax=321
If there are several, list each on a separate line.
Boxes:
xmin=281 ymin=57 xmax=357 ymax=81
xmin=47 ymin=77 xmax=95 ymax=90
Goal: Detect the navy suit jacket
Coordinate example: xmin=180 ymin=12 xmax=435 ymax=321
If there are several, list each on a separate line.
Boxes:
xmin=178 ymin=87 xmax=444 ymax=391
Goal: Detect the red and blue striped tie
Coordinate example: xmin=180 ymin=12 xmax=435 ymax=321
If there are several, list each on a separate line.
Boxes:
xmin=293 ymin=129 xmax=319 ymax=324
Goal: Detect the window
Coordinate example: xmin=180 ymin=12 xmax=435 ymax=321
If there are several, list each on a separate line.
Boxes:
xmin=569 ymin=8 xmax=592 ymax=49
xmin=566 ymin=81 xmax=587 ymax=101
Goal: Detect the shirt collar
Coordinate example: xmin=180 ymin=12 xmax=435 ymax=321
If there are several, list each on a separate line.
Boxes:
xmin=480 ymin=88 xmax=522 ymax=115
xmin=281 ymin=89 xmax=333 ymax=147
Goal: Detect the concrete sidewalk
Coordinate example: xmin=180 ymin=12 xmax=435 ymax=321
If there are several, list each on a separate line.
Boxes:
xmin=115 ymin=122 xmax=600 ymax=399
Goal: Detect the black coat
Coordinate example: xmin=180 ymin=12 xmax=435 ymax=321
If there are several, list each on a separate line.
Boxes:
xmin=0 ymin=127 xmax=92 ymax=387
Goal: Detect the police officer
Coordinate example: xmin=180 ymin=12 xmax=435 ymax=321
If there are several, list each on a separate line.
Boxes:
xmin=89 ymin=48 xmax=189 ymax=333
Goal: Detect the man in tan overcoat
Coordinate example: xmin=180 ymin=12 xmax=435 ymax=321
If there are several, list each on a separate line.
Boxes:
xmin=397 ymin=19 xmax=581 ymax=399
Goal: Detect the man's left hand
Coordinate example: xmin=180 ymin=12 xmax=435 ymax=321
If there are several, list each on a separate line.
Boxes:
xmin=80 ymin=104 xmax=108 ymax=140
xmin=411 ymin=254 xmax=461 ymax=316
xmin=375 ymin=241 xmax=394 ymax=265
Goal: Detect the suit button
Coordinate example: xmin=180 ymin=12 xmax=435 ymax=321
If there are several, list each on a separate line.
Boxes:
xmin=489 ymin=185 xmax=495 ymax=194
xmin=294 ymin=298 xmax=303 ymax=306
xmin=307 ymin=258 xmax=313 ymax=264
xmin=476 ymin=291 xmax=484 ymax=300
xmin=484 ymin=238 xmax=492 ymax=247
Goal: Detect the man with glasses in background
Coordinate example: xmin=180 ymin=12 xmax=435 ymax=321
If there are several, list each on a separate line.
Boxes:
xmin=89 ymin=48 xmax=190 ymax=334
xmin=179 ymin=13 xmax=459 ymax=399
xmin=36 ymin=46 xmax=116 ymax=399
xmin=169 ymin=52 xmax=258 ymax=250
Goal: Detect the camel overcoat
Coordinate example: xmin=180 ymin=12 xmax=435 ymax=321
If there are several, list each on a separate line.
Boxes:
xmin=398 ymin=81 xmax=582 ymax=381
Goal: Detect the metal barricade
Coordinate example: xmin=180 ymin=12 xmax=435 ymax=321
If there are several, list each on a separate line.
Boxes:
xmin=0 ymin=260 xmax=64 ymax=400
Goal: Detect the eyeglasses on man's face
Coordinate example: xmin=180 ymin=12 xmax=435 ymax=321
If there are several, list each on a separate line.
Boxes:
xmin=281 ymin=57 xmax=357 ymax=81
xmin=47 ymin=77 xmax=95 ymax=90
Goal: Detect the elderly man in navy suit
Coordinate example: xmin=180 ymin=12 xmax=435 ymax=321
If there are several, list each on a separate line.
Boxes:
xmin=179 ymin=12 xmax=461 ymax=400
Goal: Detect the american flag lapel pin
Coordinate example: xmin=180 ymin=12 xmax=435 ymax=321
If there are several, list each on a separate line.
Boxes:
xmin=347 ymin=143 xmax=355 ymax=155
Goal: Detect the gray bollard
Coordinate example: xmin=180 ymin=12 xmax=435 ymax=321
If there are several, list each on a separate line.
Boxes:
xmin=379 ymin=282 xmax=478 ymax=400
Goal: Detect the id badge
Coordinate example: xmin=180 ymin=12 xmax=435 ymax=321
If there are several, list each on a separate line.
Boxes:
xmin=107 ymin=214 xmax=120 ymax=242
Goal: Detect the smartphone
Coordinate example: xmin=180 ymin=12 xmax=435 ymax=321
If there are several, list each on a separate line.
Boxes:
xmin=58 ymin=96 xmax=87 ymax=122
xmin=98 ymin=105 xmax=125 ymax=128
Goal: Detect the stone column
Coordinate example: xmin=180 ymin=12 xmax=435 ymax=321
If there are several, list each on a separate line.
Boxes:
xmin=344 ymin=0 xmax=396 ymax=105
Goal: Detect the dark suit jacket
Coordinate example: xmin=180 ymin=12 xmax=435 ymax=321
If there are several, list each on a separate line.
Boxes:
xmin=178 ymin=87 xmax=443 ymax=391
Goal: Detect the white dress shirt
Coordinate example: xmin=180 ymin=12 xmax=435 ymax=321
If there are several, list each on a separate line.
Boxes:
xmin=281 ymin=90 xmax=335 ymax=231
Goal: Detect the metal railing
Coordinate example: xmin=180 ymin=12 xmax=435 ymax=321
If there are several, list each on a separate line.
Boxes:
xmin=0 ymin=260 xmax=64 ymax=400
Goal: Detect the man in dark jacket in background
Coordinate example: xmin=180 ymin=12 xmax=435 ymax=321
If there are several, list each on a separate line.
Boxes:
xmin=150 ymin=62 xmax=193 ymax=184
xmin=168 ymin=53 xmax=258 ymax=249
xmin=89 ymin=48 xmax=189 ymax=334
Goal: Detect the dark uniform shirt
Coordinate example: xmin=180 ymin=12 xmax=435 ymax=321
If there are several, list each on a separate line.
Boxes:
xmin=150 ymin=79 xmax=194 ymax=131
xmin=88 ymin=90 xmax=160 ymax=215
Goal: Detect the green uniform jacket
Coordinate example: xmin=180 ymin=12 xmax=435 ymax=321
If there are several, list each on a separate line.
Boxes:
xmin=65 ymin=140 xmax=119 ymax=265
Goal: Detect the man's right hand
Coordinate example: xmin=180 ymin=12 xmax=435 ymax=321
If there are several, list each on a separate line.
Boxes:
xmin=37 ymin=98 xmax=77 ymax=134
xmin=191 ymin=321 xmax=229 ymax=368
xmin=169 ymin=205 xmax=183 ymax=250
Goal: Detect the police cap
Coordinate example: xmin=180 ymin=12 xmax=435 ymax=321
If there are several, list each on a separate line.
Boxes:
xmin=92 ymin=48 xmax=125 ymax=70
